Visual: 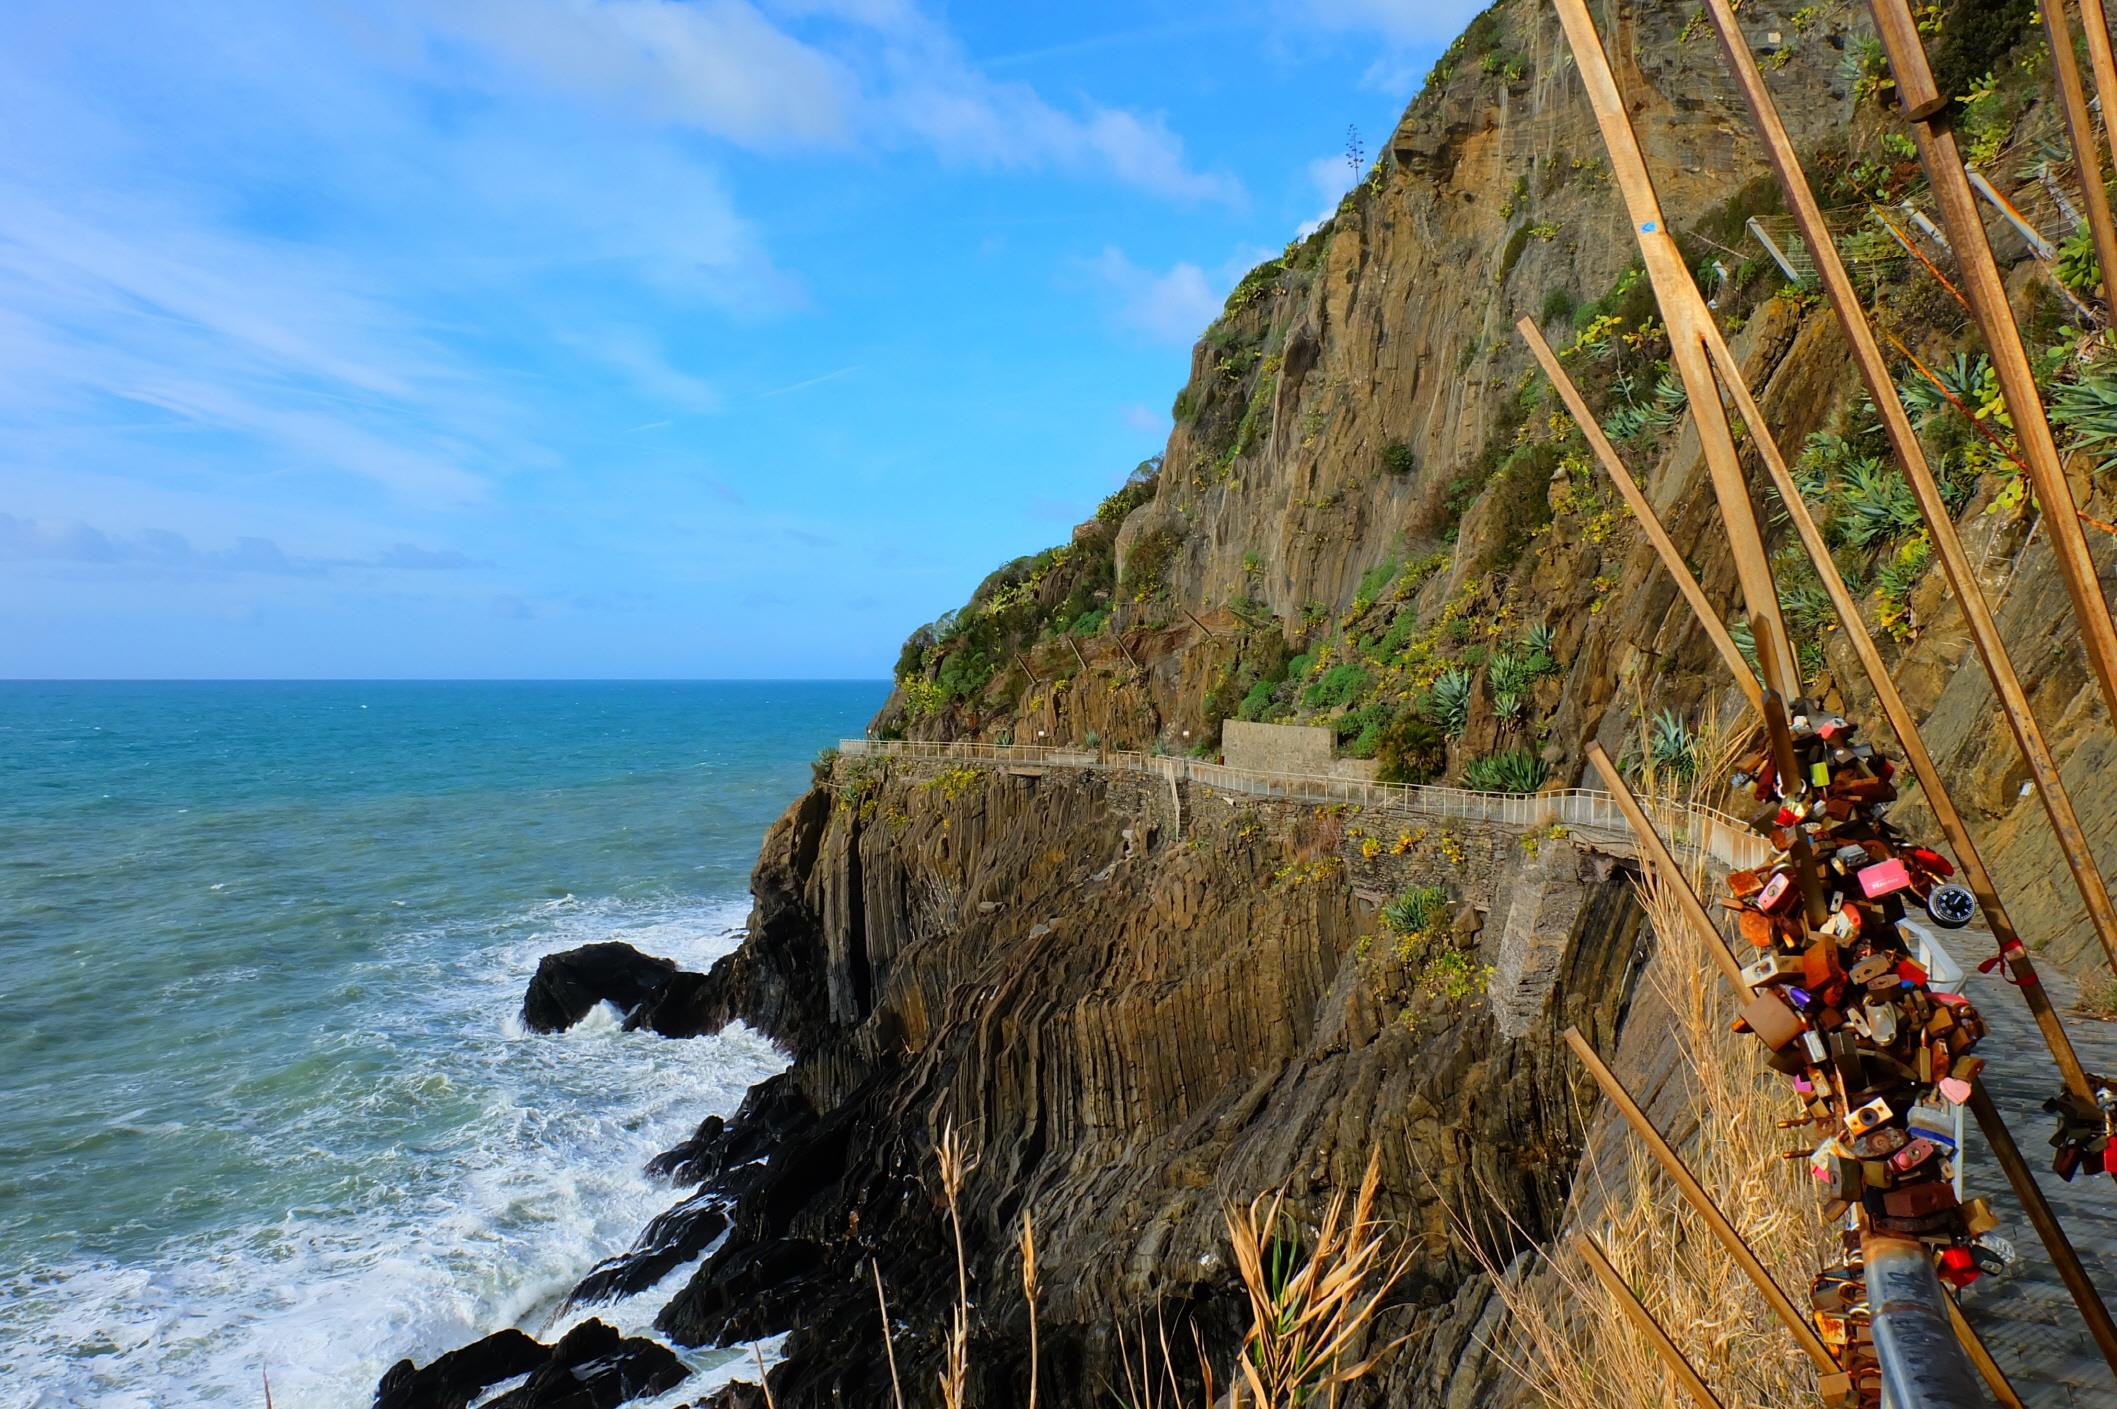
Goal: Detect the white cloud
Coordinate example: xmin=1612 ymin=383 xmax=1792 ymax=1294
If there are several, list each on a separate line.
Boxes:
xmin=427 ymin=0 xmax=1240 ymax=203
xmin=1088 ymin=249 xmax=1222 ymax=343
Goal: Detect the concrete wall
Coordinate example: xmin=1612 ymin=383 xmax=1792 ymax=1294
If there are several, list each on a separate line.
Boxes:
xmin=1221 ymin=720 xmax=1379 ymax=781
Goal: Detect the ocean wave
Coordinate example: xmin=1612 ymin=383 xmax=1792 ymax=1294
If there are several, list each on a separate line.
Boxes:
xmin=0 ymin=891 xmax=783 ymax=1409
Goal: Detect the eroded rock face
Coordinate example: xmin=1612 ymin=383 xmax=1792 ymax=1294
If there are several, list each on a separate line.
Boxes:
xmin=655 ymin=763 xmax=1650 ymax=1406
xmin=520 ymin=942 xmax=681 ymax=1033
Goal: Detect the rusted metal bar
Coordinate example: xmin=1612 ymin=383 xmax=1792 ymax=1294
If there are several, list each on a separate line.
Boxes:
xmin=1549 ymin=0 xmax=1801 ymax=702
xmin=1712 ymin=0 xmax=2117 ymax=984
xmin=2041 ymin=0 xmax=2117 ymax=309
xmin=1561 ymin=1026 xmax=1838 ymax=1373
xmin=1584 ymin=743 xmax=1750 ymax=996
xmin=1575 ymin=1234 xmax=1727 ymax=1409
xmin=1014 ymin=651 xmax=1043 ymax=687
xmin=1864 ymin=1231 xmax=1988 ymax=1409
xmin=1516 ymin=318 xmax=1761 ymax=711
xmin=1872 ymin=0 xmax=2117 ymax=740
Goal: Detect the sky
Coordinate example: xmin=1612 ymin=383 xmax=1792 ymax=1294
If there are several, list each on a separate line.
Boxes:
xmin=0 ymin=0 xmax=1480 ymax=679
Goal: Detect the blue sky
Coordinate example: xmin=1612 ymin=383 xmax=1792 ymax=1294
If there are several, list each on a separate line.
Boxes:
xmin=1 ymin=0 xmax=1477 ymax=678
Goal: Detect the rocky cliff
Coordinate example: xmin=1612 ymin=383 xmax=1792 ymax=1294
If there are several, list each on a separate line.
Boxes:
xmin=425 ymin=0 xmax=2117 ymax=1403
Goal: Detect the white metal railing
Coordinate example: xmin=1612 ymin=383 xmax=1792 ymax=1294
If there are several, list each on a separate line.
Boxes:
xmin=834 ymin=738 xmax=1767 ymax=870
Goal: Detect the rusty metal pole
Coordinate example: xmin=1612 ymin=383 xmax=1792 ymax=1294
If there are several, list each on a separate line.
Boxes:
xmin=1518 ymin=318 xmax=1762 ymax=712
xmin=1575 ymin=1234 xmax=1728 ymax=1409
xmin=1706 ymin=0 xmax=2117 ymax=984
xmin=1548 ymin=0 xmax=1799 ymax=703
xmin=2078 ymin=0 xmax=2117 ymax=192
xmin=1870 ymin=0 xmax=2117 ymax=735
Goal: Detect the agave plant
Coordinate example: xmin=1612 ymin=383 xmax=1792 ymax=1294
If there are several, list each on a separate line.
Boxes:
xmin=1463 ymin=748 xmax=1550 ymax=793
xmin=1425 ymin=667 xmax=1474 ymax=736
xmin=1649 ymin=708 xmax=1697 ymax=781
xmin=2051 ymin=355 xmax=2117 ymax=475
xmin=1381 ymin=882 xmax=1449 ymax=937
xmin=1835 ymin=456 xmax=1923 ymax=547
xmin=1523 ymin=621 xmax=1558 ymax=658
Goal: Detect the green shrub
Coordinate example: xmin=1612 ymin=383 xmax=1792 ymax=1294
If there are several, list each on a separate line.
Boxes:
xmin=1303 ymin=663 xmax=1371 ymax=711
xmin=1539 ymin=288 xmax=1577 ymax=325
xmin=1237 ymin=678 xmax=1279 ymax=721
xmin=810 ymin=746 xmax=841 ymax=785
xmin=2052 ymin=354 xmax=2117 ymax=474
xmin=1068 ymin=607 xmax=1109 ymax=636
xmin=1355 ymin=558 xmax=1401 ymax=603
xmin=1375 ymin=712 xmax=1447 ymax=784
xmin=1379 ymin=441 xmax=1417 ymax=476
xmin=1463 ymin=748 xmax=1550 ymax=792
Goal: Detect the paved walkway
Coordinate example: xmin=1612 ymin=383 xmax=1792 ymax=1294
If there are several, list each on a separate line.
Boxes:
xmin=1957 ymin=943 xmax=2117 ymax=1406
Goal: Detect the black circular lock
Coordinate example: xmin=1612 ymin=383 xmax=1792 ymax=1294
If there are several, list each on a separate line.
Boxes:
xmin=1925 ymin=882 xmax=1976 ymax=929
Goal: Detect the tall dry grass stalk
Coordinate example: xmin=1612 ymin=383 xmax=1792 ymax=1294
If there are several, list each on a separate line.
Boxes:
xmin=937 ymin=1120 xmax=974 ymax=1409
xmin=1020 ymin=1211 xmax=1041 ymax=1409
xmin=1460 ymin=710 xmax=1835 ymax=1409
xmin=1225 ymin=1148 xmax=1412 ymax=1408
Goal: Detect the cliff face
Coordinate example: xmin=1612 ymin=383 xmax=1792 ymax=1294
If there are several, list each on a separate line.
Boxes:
xmin=664 ymin=760 xmax=1648 ymax=1404
xmin=665 ymin=0 xmax=2117 ymax=1398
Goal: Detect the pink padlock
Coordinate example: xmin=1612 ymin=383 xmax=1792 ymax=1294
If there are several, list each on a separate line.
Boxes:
xmin=1757 ymin=871 xmax=1795 ymax=912
xmin=1857 ymin=857 xmax=1912 ymax=899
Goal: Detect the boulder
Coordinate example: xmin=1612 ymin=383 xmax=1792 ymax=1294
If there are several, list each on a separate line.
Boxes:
xmin=374 ymin=1328 xmax=545 ymax=1409
xmin=483 ymin=1320 xmax=689 ymax=1409
xmin=521 ymin=943 xmax=679 ymax=1033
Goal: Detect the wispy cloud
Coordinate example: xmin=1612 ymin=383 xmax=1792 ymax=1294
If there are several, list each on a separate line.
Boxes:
xmin=0 ymin=513 xmax=483 ymax=575
xmin=1087 ymin=249 xmax=1222 ymax=343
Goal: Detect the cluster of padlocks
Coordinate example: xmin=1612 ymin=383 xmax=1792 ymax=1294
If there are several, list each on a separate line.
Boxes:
xmin=1723 ymin=705 xmax=1998 ymax=1399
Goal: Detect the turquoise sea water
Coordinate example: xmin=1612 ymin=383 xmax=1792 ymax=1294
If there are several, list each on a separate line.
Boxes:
xmin=0 ymin=681 xmax=885 ymax=1409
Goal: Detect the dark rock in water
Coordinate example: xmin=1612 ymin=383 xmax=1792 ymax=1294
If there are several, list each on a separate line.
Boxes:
xmin=691 ymin=1383 xmax=768 ymax=1409
xmin=563 ymin=1189 xmax=730 ymax=1309
xmin=482 ymin=1319 xmax=688 ymax=1409
xmin=647 ymin=1075 xmax=813 ymax=1186
xmin=373 ymin=1327 xmax=545 ymax=1409
xmin=623 ymin=968 xmax=728 ymax=1037
xmin=521 ymin=942 xmax=679 ymax=1033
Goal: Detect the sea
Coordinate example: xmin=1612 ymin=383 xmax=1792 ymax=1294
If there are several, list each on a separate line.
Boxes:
xmin=0 ymin=680 xmax=887 ymax=1409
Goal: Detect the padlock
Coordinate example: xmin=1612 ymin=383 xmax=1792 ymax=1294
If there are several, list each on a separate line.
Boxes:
xmin=1863 ymin=1001 xmax=1899 ymax=1046
xmin=1740 ymin=990 xmax=1806 ymax=1050
xmin=1888 ymin=1137 xmax=1939 ymax=1174
xmin=1961 ymin=1197 xmax=1998 ymax=1237
xmin=1742 ymin=951 xmax=1804 ymax=988
xmin=1846 ymin=1097 xmax=1893 ymax=1137
xmin=1857 ymin=858 xmax=1913 ymax=899
xmin=1757 ymin=871 xmax=1796 ymax=912
xmin=1847 ymin=1126 xmax=1908 ymax=1159
xmin=1907 ymin=1101 xmax=1956 ymax=1148
xmin=1848 ymin=953 xmax=1894 ymax=986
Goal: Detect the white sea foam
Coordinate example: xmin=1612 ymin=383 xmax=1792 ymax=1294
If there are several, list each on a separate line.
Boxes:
xmin=1 ymin=893 xmax=785 ymax=1409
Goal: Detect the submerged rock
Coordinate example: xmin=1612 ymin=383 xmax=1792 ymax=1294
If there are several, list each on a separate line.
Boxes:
xmin=373 ymin=1328 xmax=545 ymax=1409
xmin=520 ymin=942 xmax=679 ymax=1033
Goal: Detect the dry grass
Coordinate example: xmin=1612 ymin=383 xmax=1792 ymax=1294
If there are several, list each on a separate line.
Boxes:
xmin=1458 ymin=710 xmax=1834 ymax=1409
